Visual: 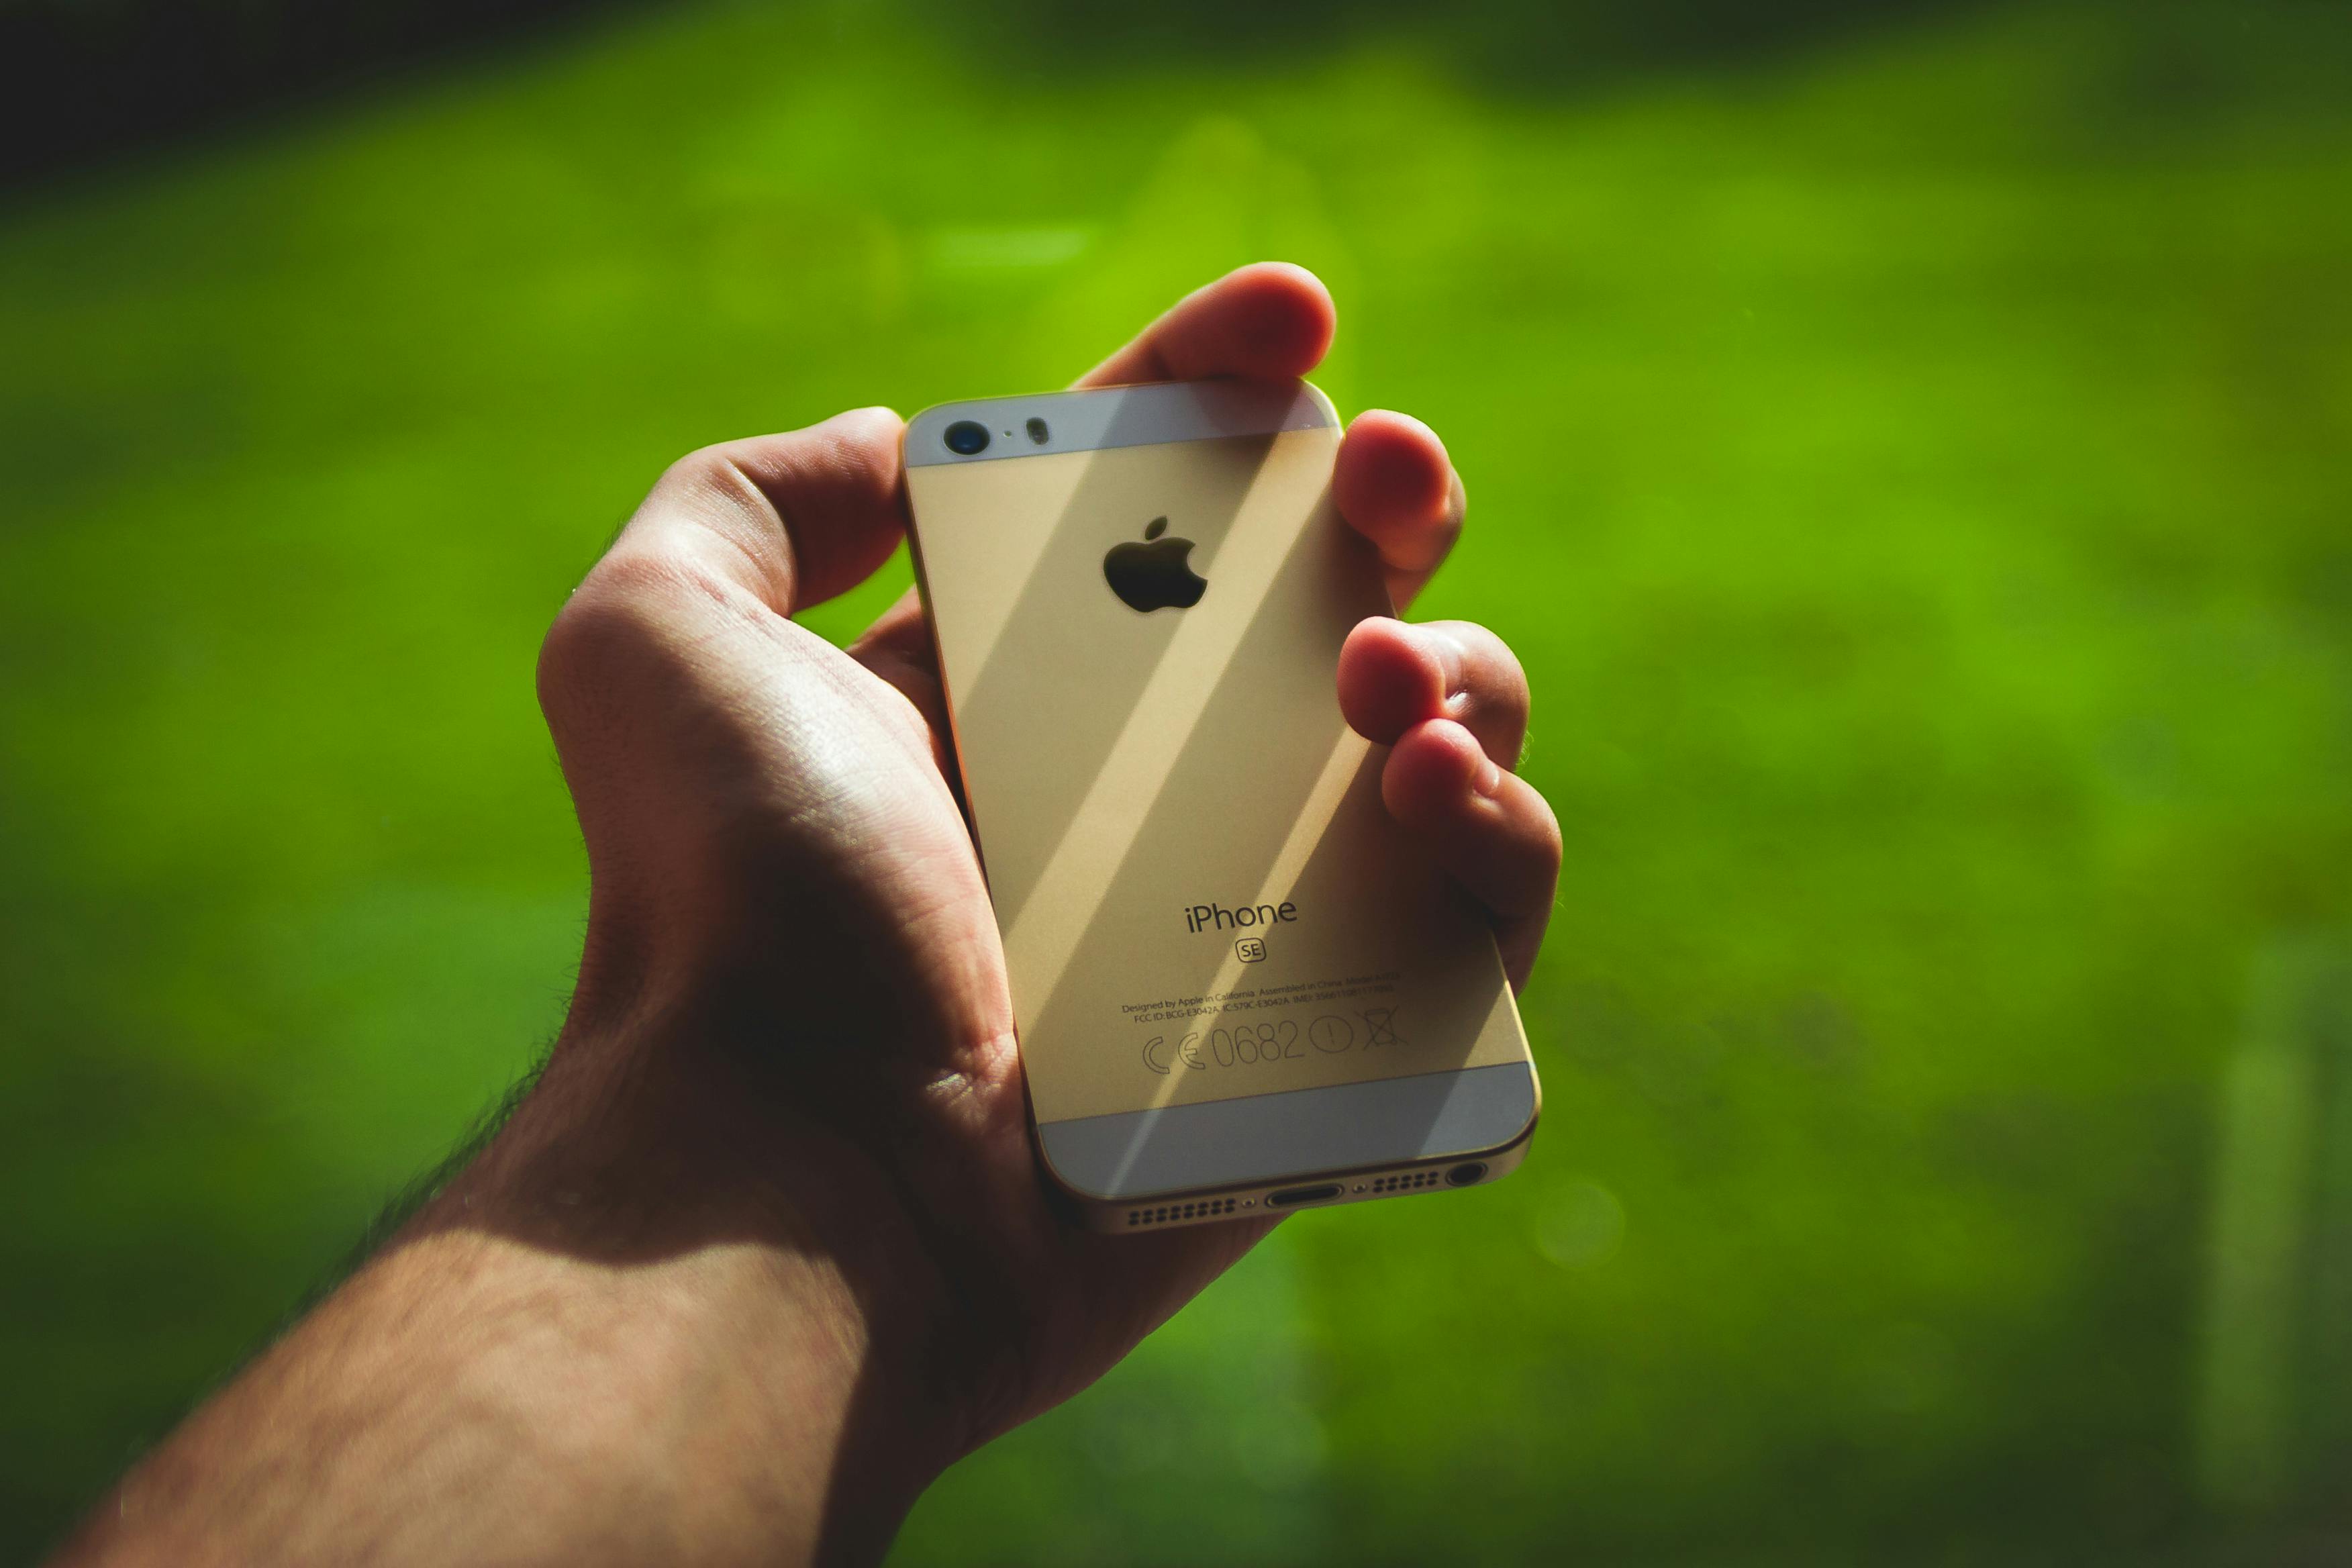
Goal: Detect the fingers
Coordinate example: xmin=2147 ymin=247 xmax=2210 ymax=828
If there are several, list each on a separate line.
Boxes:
xmin=1332 ymin=411 xmax=1465 ymax=611
xmin=1074 ymin=265 xmax=1464 ymax=609
xmin=1382 ymin=720 xmax=1561 ymax=989
xmin=611 ymin=405 xmax=910 ymax=618
xmin=1338 ymin=616 xmax=1555 ymax=987
xmin=846 ymin=589 xmax=954 ymax=767
xmin=1077 ymin=262 xmax=1336 ymax=388
xmin=1337 ymin=617 xmax=1528 ymax=767
xmin=846 ymin=587 xmax=930 ymax=669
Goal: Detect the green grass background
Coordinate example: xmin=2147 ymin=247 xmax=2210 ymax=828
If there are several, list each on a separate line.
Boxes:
xmin=3 ymin=0 xmax=2350 ymax=1561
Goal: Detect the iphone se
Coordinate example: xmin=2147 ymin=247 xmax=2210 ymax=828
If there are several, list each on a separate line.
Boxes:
xmin=902 ymin=379 xmax=1538 ymax=1230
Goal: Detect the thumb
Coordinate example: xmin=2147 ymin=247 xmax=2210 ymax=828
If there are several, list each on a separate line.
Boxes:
xmin=612 ymin=406 xmax=908 ymax=618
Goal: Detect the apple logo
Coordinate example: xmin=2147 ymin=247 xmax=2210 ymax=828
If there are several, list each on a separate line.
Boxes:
xmin=1102 ymin=516 xmax=1208 ymax=613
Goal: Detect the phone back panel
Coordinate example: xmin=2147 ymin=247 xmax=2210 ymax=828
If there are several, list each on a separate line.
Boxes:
xmin=904 ymin=382 xmax=1530 ymax=1136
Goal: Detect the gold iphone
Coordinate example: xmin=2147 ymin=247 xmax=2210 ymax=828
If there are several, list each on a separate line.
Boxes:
xmin=903 ymin=379 xmax=1538 ymax=1231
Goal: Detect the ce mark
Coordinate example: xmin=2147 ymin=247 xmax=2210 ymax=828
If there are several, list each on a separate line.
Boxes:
xmin=1141 ymin=1034 xmax=1207 ymax=1075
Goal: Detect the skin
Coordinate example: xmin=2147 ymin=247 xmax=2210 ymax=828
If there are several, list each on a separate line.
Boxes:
xmin=54 ymin=264 xmax=1563 ymax=1568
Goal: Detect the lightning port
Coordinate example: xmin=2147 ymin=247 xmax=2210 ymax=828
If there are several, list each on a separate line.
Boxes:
xmin=1267 ymin=1183 xmax=1344 ymax=1208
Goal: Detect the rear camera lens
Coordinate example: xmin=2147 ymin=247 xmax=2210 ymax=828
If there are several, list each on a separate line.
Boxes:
xmin=1445 ymin=1162 xmax=1487 ymax=1188
xmin=944 ymin=420 xmax=990 ymax=456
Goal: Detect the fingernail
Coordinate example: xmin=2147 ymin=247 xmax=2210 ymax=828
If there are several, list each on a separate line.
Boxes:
xmin=1472 ymin=756 xmax=1504 ymax=799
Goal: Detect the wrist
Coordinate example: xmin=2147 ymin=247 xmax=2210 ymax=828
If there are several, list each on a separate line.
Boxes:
xmin=415 ymin=1013 xmax=972 ymax=1564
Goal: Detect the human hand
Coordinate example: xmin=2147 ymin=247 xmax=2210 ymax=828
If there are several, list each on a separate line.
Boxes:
xmin=528 ymin=258 xmax=1561 ymax=1434
xmin=59 ymin=265 xmax=1561 ymax=1568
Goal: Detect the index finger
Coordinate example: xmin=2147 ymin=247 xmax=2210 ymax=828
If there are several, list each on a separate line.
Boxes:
xmin=1076 ymin=262 xmax=1336 ymax=388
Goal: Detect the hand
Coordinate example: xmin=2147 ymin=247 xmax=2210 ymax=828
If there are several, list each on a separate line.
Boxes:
xmin=58 ymin=265 xmax=1561 ymax=1568
xmin=532 ymin=256 xmax=1562 ymax=1415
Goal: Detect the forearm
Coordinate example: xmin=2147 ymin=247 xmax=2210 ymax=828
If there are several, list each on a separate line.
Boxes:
xmin=57 ymin=1036 xmax=963 ymax=1568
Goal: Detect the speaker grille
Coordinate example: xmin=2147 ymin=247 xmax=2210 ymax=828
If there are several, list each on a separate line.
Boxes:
xmin=1124 ymin=1163 xmax=1467 ymax=1230
xmin=1126 ymin=1196 xmax=1239 ymax=1228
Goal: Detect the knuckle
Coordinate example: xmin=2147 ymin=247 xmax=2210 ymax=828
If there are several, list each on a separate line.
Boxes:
xmin=1457 ymin=623 xmax=1531 ymax=765
xmin=657 ymin=444 xmax=771 ymax=525
xmin=1449 ymin=622 xmax=1529 ymax=708
xmin=1490 ymin=651 xmax=1532 ymax=724
xmin=1479 ymin=625 xmax=1528 ymax=687
xmin=536 ymin=551 xmax=728 ymax=724
xmin=1533 ymin=788 xmax=1564 ymax=863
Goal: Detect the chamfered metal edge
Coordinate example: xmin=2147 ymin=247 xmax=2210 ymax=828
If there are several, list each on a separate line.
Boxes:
xmin=903 ymin=377 xmax=1336 ymax=467
xmin=1080 ymin=1117 xmax=1540 ymax=1234
xmin=1032 ymin=1059 xmax=1542 ymax=1207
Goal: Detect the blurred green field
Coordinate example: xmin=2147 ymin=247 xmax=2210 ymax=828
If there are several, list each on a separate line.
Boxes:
xmin=4 ymin=0 xmax=2351 ymax=1561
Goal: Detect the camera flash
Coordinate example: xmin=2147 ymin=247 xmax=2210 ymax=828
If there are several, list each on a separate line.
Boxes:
xmin=1026 ymin=417 xmax=1050 ymax=445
